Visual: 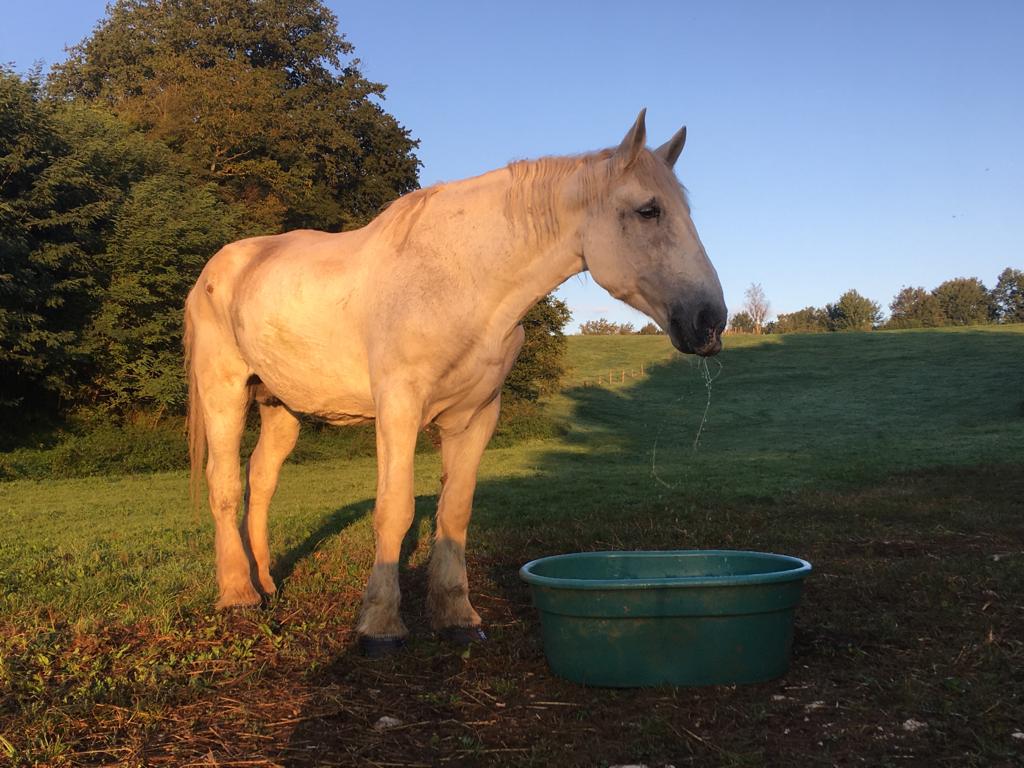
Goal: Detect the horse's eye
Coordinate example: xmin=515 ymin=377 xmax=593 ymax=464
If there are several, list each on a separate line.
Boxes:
xmin=636 ymin=203 xmax=661 ymax=220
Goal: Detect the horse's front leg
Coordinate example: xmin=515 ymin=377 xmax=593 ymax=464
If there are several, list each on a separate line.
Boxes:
xmin=428 ymin=395 xmax=501 ymax=641
xmin=357 ymin=397 xmax=420 ymax=652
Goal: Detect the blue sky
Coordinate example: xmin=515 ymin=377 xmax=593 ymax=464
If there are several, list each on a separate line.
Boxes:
xmin=3 ymin=1 xmax=1022 ymax=330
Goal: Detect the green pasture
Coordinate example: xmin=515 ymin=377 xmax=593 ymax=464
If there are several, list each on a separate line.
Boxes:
xmin=1 ymin=326 xmax=1023 ymax=766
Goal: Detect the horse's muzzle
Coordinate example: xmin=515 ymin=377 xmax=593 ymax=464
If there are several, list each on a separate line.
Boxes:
xmin=668 ymin=301 xmax=726 ymax=357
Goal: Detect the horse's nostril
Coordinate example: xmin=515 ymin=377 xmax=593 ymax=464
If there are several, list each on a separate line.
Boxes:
xmin=695 ymin=305 xmax=721 ymax=334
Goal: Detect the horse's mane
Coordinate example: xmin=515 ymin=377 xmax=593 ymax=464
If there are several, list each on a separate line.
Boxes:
xmin=504 ymin=150 xmax=614 ymax=244
xmin=372 ymin=185 xmax=443 ymax=249
xmin=504 ymin=148 xmax=689 ymax=245
xmin=372 ymin=147 xmax=688 ymax=249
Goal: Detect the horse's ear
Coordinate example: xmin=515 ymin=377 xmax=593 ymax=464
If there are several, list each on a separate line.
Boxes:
xmin=614 ymin=108 xmax=647 ymax=171
xmin=655 ymin=126 xmax=687 ymax=168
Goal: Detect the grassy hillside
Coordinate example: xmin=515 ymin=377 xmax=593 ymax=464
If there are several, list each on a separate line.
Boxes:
xmin=1 ymin=326 xmax=1023 ymax=766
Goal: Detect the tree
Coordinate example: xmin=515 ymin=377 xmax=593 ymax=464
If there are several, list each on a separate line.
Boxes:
xmin=579 ymin=318 xmax=622 ymax=335
xmin=932 ymin=277 xmax=993 ymax=326
xmin=826 ymin=290 xmax=881 ymax=331
xmin=48 ymin=0 xmax=420 ymax=233
xmin=886 ymin=286 xmax=946 ymax=329
xmin=728 ymin=311 xmax=756 ymax=334
xmin=502 ymin=296 xmax=572 ymax=401
xmin=638 ymin=321 xmax=663 ymax=335
xmin=743 ymin=283 xmax=770 ymax=334
xmin=773 ymin=306 xmax=829 ymax=334
xmin=0 ymin=68 xmax=166 ymax=411
xmin=991 ymin=268 xmax=1024 ymax=324
xmin=83 ymin=172 xmax=259 ymax=413
xmin=617 ymin=322 xmax=636 ymax=335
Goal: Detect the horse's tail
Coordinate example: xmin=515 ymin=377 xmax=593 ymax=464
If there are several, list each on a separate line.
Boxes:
xmin=184 ymin=295 xmax=206 ymax=515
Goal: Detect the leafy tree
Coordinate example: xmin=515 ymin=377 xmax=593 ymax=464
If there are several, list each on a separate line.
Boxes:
xmin=886 ymin=286 xmax=946 ymax=329
xmin=932 ymin=277 xmax=993 ymax=326
xmin=991 ymin=267 xmax=1024 ymax=324
xmin=579 ymin=318 xmax=622 ymax=335
xmin=0 ymin=68 xmax=164 ymax=411
xmin=83 ymin=172 xmax=259 ymax=413
xmin=49 ymin=0 xmax=420 ymax=233
xmin=728 ymin=311 xmax=756 ymax=334
xmin=773 ymin=306 xmax=829 ymax=334
xmin=638 ymin=321 xmax=663 ymax=335
xmin=742 ymin=283 xmax=770 ymax=333
xmin=503 ymin=296 xmax=572 ymax=401
xmin=617 ymin=322 xmax=636 ymax=335
xmin=826 ymin=290 xmax=881 ymax=331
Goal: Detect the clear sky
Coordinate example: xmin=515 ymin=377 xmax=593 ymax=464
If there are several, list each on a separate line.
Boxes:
xmin=3 ymin=1 xmax=1022 ymax=330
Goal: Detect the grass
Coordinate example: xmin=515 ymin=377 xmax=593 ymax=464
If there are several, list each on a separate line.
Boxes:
xmin=1 ymin=325 xmax=1023 ymax=766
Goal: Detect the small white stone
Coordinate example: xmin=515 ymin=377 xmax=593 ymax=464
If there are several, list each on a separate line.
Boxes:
xmin=373 ymin=715 xmax=403 ymax=731
xmin=772 ymin=694 xmax=789 ymax=701
xmin=1011 ymin=731 xmax=1024 ymax=740
xmin=902 ymin=718 xmax=928 ymax=733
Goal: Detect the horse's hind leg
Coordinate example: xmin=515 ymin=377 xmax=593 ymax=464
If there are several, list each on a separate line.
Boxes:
xmin=428 ymin=396 xmax=501 ymax=638
xmin=242 ymin=402 xmax=300 ymax=596
xmin=201 ymin=372 xmax=260 ymax=608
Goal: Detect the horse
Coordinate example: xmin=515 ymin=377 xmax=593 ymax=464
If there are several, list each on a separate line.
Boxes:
xmin=183 ymin=110 xmax=726 ymax=652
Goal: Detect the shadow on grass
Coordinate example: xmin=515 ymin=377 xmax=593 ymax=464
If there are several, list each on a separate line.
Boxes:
xmin=274 ymin=328 xmax=1024 ymax=766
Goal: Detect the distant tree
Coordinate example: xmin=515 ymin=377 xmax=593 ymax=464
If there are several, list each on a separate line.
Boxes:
xmin=728 ymin=311 xmax=756 ymax=334
xmin=932 ymin=277 xmax=994 ymax=326
xmin=637 ymin=322 xmax=663 ymax=335
xmin=743 ymin=283 xmax=770 ymax=334
xmin=826 ymin=290 xmax=881 ymax=331
xmin=579 ymin=318 xmax=621 ymax=335
xmin=773 ymin=306 xmax=829 ymax=334
xmin=502 ymin=296 xmax=572 ymax=401
xmin=48 ymin=0 xmax=420 ymax=233
xmin=991 ymin=267 xmax=1024 ymax=324
xmin=886 ymin=286 xmax=946 ymax=329
xmin=617 ymin=322 xmax=636 ymax=335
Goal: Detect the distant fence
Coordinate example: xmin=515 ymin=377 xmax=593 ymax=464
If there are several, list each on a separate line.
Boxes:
xmin=578 ymin=362 xmax=647 ymax=387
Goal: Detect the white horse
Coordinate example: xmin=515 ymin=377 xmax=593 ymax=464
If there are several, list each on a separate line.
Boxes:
xmin=184 ymin=110 xmax=726 ymax=652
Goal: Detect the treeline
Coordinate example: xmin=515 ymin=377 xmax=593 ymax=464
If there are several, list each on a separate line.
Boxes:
xmin=579 ymin=319 xmax=664 ymax=335
xmin=1 ymin=0 xmax=569 ymax=435
xmin=729 ymin=272 xmax=1024 ymax=334
xmin=1 ymin=0 xmax=418 ymax=422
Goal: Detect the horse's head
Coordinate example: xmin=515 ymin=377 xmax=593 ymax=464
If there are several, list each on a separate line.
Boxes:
xmin=579 ymin=110 xmax=726 ymax=356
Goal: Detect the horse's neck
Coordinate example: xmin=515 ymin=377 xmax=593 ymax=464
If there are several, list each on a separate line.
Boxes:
xmin=428 ymin=169 xmax=585 ymax=327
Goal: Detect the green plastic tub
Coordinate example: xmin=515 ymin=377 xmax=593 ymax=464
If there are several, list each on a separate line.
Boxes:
xmin=519 ymin=550 xmax=812 ymax=687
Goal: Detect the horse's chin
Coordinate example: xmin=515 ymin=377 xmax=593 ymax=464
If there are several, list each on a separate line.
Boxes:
xmin=670 ymin=332 xmax=722 ymax=357
xmin=668 ymin=321 xmax=723 ymax=357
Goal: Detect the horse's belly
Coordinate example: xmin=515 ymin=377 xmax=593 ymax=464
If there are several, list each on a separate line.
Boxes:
xmin=241 ymin=326 xmax=374 ymax=419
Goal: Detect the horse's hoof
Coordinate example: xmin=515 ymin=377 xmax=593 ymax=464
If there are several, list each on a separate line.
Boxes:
xmin=358 ymin=634 xmax=407 ymax=657
xmin=439 ymin=625 xmax=487 ymax=646
xmin=215 ymin=585 xmax=262 ymax=609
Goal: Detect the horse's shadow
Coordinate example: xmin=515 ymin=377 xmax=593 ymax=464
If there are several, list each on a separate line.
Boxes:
xmin=270 ymin=493 xmax=439 ymax=590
